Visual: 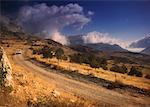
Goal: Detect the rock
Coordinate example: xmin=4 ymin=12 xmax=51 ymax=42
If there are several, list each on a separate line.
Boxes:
xmin=19 ymin=80 xmax=28 ymax=86
xmin=0 ymin=47 xmax=13 ymax=89
xmin=52 ymin=89 xmax=60 ymax=97
xmin=70 ymin=99 xmax=76 ymax=103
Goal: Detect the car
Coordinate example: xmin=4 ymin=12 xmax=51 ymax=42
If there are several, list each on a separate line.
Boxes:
xmin=15 ymin=50 xmax=22 ymax=54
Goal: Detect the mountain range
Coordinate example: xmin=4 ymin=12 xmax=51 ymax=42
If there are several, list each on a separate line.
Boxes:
xmin=68 ymin=35 xmax=127 ymax=52
xmin=129 ymin=36 xmax=150 ymax=48
xmin=141 ymin=46 xmax=150 ymax=55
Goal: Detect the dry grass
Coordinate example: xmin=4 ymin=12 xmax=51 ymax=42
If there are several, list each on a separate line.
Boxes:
xmin=27 ymin=49 xmax=150 ymax=90
xmin=0 ymin=42 xmax=94 ymax=107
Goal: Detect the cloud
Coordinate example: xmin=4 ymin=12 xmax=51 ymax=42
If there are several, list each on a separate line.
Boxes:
xmin=126 ymin=48 xmax=145 ymax=52
xmin=50 ymin=30 xmax=70 ymax=45
xmin=88 ymin=11 xmax=94 ymax=15
xmin=18 ymin=3 xmax=91 ymax=45
xmin=82 ymin=31 xmax=129 ymax=48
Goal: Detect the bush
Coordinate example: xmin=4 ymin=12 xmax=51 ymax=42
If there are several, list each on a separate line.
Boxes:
xmin=120 ymin=65 xmax=128 ymax=73
xmin=55 ymin=48 xmax=64 ymax=60
xmin=61 ymin=55 xmax=68 ymax=60
xmin=110 ymin=65 xmax=128 ymax=74
xmin=110 ymin=65 xmax=120 ymax=72
xmin=41 ymin=46 xmax=53 ymax=58
xmin=101 ymin=65 xmax=108 ymax=70
xmin=42 ymin=49 xmax=53 ymax=58
xmin=69 ymin=53 xmax=107 ymax=69
xmin=128 ymin=66 xmax=143 ymax=77
xmin=145 ymin=74 xmax=150 ymax=79
xmin=32 ymin=50 xmax=37 ymax=55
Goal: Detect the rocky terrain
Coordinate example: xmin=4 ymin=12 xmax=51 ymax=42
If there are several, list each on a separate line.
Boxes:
xmin=0 ymin=47 xmax=13 ymax=88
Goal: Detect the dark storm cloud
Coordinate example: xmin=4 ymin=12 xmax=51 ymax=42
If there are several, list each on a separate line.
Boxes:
xmin=18 ymin=3 xmax=92 ymax=35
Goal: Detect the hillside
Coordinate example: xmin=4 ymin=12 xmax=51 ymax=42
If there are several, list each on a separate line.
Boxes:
xmin=84 ymin=43 xmax=127 ymax=52
xmin=69 ymin=35 xmax=127 ymax=52
xmin=141 ymin=46 xmax=150 ymax=55
xmin=130 ymin=36 xmax=150 ymax=48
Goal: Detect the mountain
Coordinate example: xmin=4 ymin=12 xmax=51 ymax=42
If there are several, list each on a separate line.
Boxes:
xmin=83 ymin=43 xmax=127 ymax=52
xmin=130 ymin=36 xmax=150 ymax=48
xmin=68 ymin=35 xmax=127 ymax=52
xmin=141 ymin=46 xmax=150 ymax=55
xmin=68 ymin=35 xmax=84 ymax=45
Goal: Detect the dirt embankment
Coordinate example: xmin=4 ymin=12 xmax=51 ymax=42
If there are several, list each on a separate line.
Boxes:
xmin=0 ymin=46 xmax=13 ymax=88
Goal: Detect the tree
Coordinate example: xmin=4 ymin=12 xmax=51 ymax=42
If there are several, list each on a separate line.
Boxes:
xmin=90 ymin=58 xmax=100 ymax=68
xmin=32 ymin=50 xmax=37 ymax=55
xmin=42 ymin=48 xmax=53 ymax=58
xmin=110 ymin=65 xmax=120 ymax=72
xmin=120 ymin=65 xmax=128 ymax=74
xmin=128 ymin=66 xmax=143 ymax=77
xmin=110 ymin=64 xmax=128 ymax=74
xmin=55 ymin=48 xmax=64 ymax=60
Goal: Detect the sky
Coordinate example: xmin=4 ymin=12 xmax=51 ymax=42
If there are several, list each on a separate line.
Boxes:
xmin=1 ymin=0 xmax=150 ymax=42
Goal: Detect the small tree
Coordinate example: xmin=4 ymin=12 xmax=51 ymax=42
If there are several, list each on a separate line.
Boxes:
xmin=110 ymin=65 xmax=120 ymax=72
xmin=128 ymin=66 xmax=143 ymax=77
xmin=110 ymin=65 xmax=128 ymax=74
xmin=55 ymin=48 xmax=64 ymax=60
xmin=90 ymin=58 xmax=100 ymax=68
xmin=119 ymin=65 xmax=128 ymax=74
xmin=42 ymin=49 xmax=53 ymax=58
xmin=32 ymin=50 xmax=37 ymax=55
xmin=145 ymin=74 xmax=150 ymax=79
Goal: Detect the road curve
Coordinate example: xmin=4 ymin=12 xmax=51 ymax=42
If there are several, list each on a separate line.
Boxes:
xmin=13 ymin=54 xmax=149 ymax=106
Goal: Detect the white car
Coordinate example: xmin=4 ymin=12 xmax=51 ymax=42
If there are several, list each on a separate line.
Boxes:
xmin=15 ymin=50 xmax=22 ymax=54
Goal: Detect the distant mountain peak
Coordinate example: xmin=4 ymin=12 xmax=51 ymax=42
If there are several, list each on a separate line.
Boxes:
xmin=141 ymin=46 xmax=150 ymax=55
xmin=130 ymin=36 xmax=150 ymax=48
xmin=68 ymin=35 xmax=127 ymax=52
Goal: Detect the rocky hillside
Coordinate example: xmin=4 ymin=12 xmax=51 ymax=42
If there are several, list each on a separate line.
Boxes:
xmin=0 ymin=47 xmax=13 ymax=88
xmin=68 ymin=35 xmax=127 ymax=52
xmin=130 ymin=36 xmax=150 ymax=48
xmin=141 ymin=46 xmax=150 ymax=55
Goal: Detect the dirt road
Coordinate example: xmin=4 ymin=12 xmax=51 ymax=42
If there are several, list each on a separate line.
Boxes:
xmin=13 ymin=54 xmax=150 ymax=106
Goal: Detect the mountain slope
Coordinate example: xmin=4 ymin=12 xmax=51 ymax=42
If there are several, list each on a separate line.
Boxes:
xmin=141 ymin=46 xmax=150 ymax=55
xmin=69 ymin=35 xmax=127 ymax=52
xmin=68 ymin=35 xmax=84 ymax=45
xmin=84 ymin=43 xmax=127 ymax=52
xmin=130 ymin=36 xmax=150 ymax=48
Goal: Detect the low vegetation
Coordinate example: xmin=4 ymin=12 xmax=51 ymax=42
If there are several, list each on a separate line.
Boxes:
xmin=110 ymin=65 xmax=128 ymax=74
xmin=69 ymin=53 xmax=107 ymax=70
xmin=31 ymin=46 xmax=67 ymax=61
xmin=128 ymin=66 xmax=143 ymax=77
xmin=30 ymin=57 xmax=150 ymax=96
xmin=145 ymin=74 xmax=150 ymax=79
xmin=31 ymin=47 xmax=145 ymax=78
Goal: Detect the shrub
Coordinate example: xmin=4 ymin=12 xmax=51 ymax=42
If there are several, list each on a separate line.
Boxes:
xmin=55 ymin=48 xmax=64 ymax=60
xmin=128 ymin=66 xmax=143 ymax=77
xmin=101 ymin=65 xmax=108 ymax=70
xmin=42 ymin=49 xmax=53 ymax=58
xmin=110 ymin=65 xmax=120 ymax=72
xmin=32 ymin=50 xmax=37 ymax=55
xmin=69 ymin=53 xmax=107 ymax=69
xmin=106 ymin=80 xmax=124 ymax=89
xmin=110 ymin=65 xmax=128 ymax=74
xmin=61 ymin=55 xmax=68 ymax=60
xmin=90 ymin=58 xmax=100 ymax=68
xmin=145 ymin=74 xmax=150 ymax=79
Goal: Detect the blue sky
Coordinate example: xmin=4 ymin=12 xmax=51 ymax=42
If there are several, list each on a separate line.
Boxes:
xmin=1 ymin=1 xmax=150 ymax=41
